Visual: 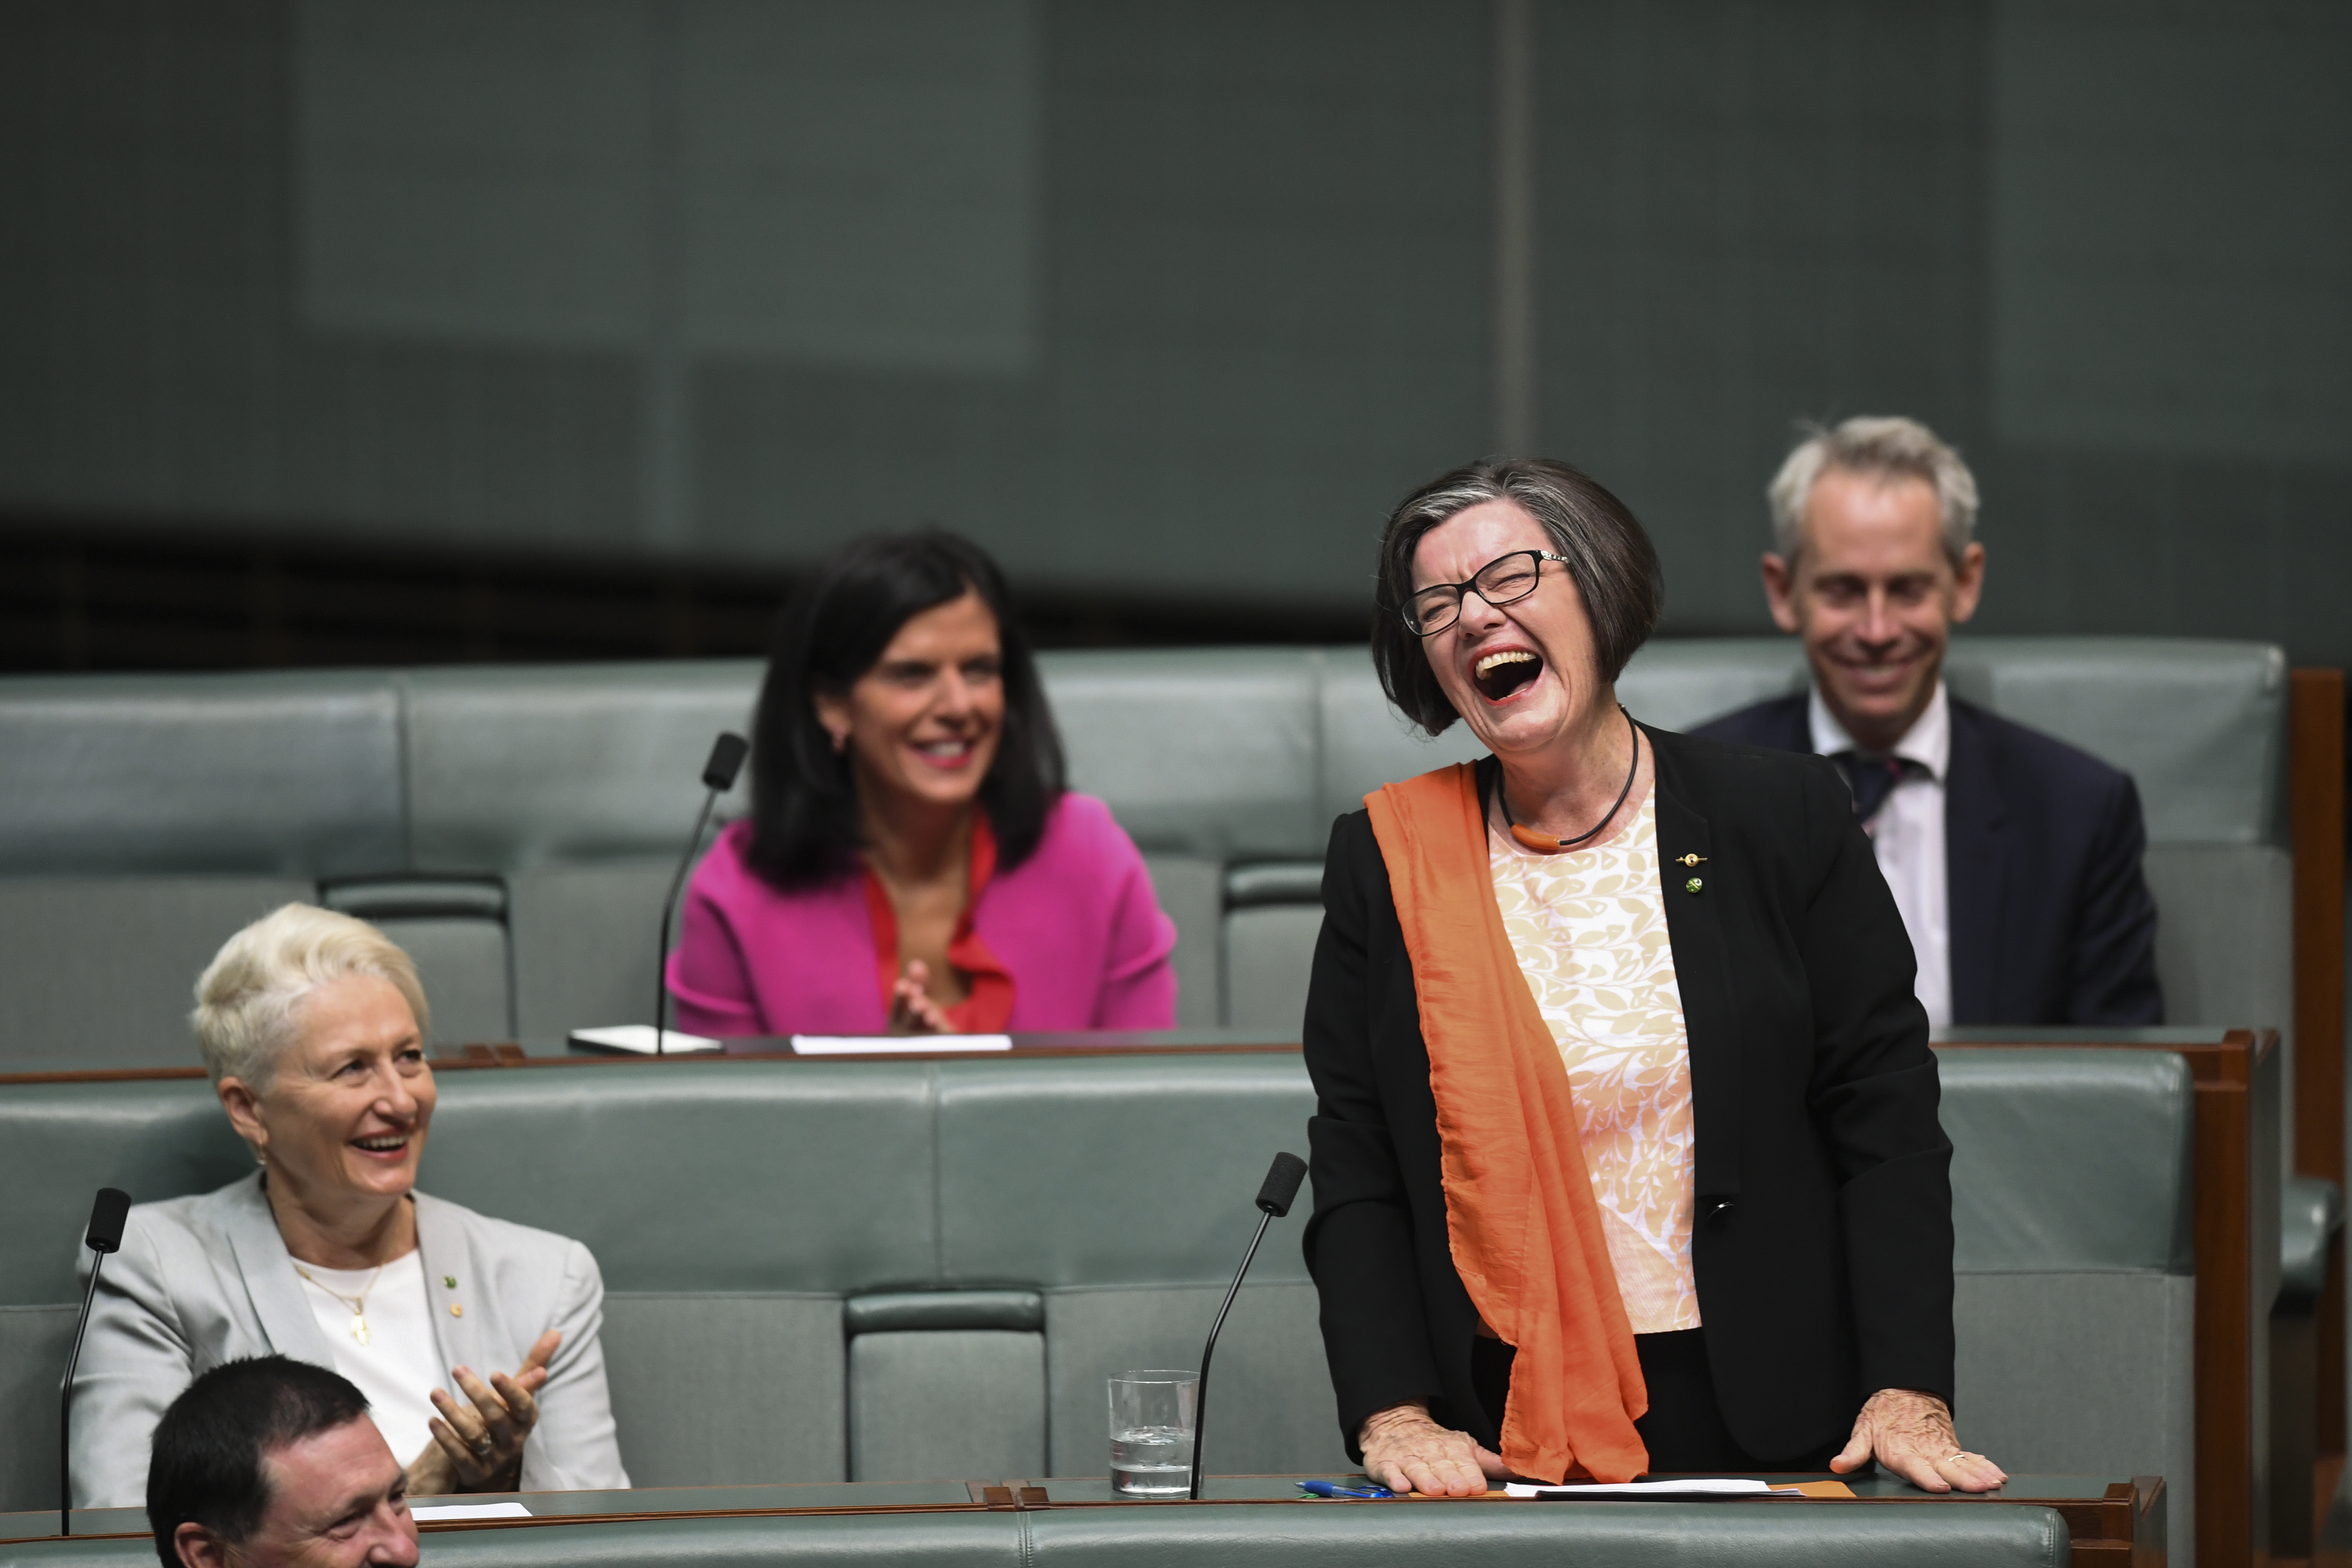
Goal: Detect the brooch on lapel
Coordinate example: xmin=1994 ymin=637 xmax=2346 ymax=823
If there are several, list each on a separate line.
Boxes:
xmin=1677 ymin=853 xmax=1706 ymax=893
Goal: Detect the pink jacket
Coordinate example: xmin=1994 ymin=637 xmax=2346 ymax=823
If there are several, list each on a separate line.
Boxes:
xmin=666 ymin=793 xmax=1178 ymax=1037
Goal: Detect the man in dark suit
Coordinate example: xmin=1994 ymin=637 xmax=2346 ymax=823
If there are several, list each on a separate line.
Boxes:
xmin=1696 ymin=416 xmax=2161 ymax=1027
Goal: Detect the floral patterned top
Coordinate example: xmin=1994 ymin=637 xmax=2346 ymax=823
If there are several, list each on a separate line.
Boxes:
xmin=1488 ymin=787 xmax=1700 ymax=1334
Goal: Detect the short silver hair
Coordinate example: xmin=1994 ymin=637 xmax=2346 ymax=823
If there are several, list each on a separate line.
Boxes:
xmin=1767 ymin=416 xmax=1979 ymax=563
xmin=189 ymin=904 xmax=430 ymax=1088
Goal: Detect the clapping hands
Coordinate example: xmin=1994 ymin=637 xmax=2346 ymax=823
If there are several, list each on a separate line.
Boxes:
xmin=887 ymin=961 xmax=953 ymax=1034
xmin=405 ymin=1330 xmax=561 ymax=1495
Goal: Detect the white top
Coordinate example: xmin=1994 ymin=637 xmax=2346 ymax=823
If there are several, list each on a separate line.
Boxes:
xmin=1488 ymin=787 xmax=1700 ymax=1334
xmin=294 ymin=1250 xmax=443 ymax=1466
xmin=1810 ymin=682 xmax=1952 ymax=1029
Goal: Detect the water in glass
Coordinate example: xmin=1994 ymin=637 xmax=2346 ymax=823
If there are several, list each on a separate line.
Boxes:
xmin=1110 ymin=1424 xmax=1193 ymax=1496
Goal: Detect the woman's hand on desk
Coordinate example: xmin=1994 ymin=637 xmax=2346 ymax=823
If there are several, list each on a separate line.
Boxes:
xmin=888 ymin=961 xmax=953 ymax=1035
xmin=406 ymin=1330 xmax=561 ymax=1494
xmin=1358 ymin=1402 xmax=1511 ymax=1497
xmin=1832 ymin=1387 xmax=2007 ymax=1493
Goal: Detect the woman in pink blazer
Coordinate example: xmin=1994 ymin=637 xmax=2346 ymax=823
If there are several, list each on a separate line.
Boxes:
xmin=667 ymin=532 xmax=1177 ymax=1038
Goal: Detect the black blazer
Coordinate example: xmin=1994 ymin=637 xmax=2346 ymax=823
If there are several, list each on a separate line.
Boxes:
xmin=1694 ymin=694 xmax=2163 ymax=1027
xmin=1301 ymin=725 xmax=1953 ymax=1465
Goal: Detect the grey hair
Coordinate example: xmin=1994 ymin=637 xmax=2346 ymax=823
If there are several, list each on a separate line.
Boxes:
xmin=1372 ymin=457 xmax=1663 ymax=737
xmin=1767 ymin=416 xmax=1979 ymax=564
xmin=189 ymin=904 xmax=430 ymax=1088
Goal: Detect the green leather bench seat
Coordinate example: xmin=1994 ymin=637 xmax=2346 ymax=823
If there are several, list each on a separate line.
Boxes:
xmin=0 ymin=636 xmax=2289 ymax=1068
xmin=0 ymin=1498 xmax=2075 ymax=1568
xmin=1939 ymin=1049 xmax=2196 ymax=1548
xmin=0 ymin=1050 xmax=2190 ymax=1534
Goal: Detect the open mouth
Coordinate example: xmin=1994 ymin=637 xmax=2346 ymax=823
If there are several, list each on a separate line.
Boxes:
xmin=910 ymin=735 xmax=980 ymax=771
xmin=350 ymin=1134 xmax=409 ymax=1157
xmin=1472 ymin=649 xmax=1542 ymax=702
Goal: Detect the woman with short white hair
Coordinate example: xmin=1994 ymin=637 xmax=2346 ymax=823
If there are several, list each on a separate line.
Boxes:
xmin=71 ymin=904 xmax=629 ymax=1507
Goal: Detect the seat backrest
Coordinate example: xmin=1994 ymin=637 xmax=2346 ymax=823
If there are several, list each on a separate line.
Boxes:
xmin=0 ymin=670 xmax=406 ymax=877
xmin=0 ymin=876 xmax=316 ymax=1072
xmin=401 ymin=663 xmax=760 ymax=871
xmin=1040 ymin=649 xmax=1325 ymax=862
xmin=399 ymin=661 xmax=762 ymax=1043
xmin=1937 ymin=1047 xmax=2196 ymax=1551
xmin=0 ymin=672 xmax=408 ymax=1069
xmin=0 ymin=1049 xmax=2189 ymax=1512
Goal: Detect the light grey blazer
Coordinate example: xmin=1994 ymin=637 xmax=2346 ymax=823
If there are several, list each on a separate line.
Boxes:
xmin=71 ymin=1173 xmax=631 ymax=1508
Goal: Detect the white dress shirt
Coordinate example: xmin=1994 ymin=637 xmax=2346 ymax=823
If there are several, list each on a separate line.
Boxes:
xmin=1810 ymin=682 xmax=1952 ymax=1029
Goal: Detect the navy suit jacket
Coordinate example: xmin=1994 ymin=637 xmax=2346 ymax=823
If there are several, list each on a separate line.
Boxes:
xmin=1693 ymin=692 xmax=2163 ymax=1027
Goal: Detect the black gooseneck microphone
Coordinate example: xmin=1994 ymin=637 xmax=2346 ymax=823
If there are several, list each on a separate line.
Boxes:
xmin=61 ymin=1187 xmax=131 ymax=1536
xmin=1188 ymin=1152 xmax=1308 ymax=1501
xmin=653 ymin=732 xmax=750 ymax=1055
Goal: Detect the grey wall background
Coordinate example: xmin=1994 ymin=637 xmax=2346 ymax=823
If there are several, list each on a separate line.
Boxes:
xmin=1 ymin=0 xmax=2346 ymax=662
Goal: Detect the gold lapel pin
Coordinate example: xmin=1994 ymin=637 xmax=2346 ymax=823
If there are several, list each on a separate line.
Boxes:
xmin=1676 ymin=854 xmax=1707 ymax=868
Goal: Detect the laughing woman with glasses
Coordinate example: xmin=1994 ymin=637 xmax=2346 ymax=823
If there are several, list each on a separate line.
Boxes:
xmin=1300 ymin=458 xmax=2003 ymax=1497
xmin=666 ymin=531 xmax=1176 ymax=1038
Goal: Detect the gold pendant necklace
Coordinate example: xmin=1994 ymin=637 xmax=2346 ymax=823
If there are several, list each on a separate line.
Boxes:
xmin=294 ymin=1262 xmax=387 ymax=1346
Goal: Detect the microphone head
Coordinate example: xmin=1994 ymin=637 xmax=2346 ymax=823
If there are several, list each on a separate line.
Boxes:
xmin=702 ymin=732 xmax=750 ymax=792
xmin=1255 ymin=1152 xmax=1308 ymax=1218
xmin=85 ymin=1188 xmax=131 ymax=1255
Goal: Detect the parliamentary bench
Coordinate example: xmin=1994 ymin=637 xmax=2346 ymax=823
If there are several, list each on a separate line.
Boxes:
xmin=0 ymin=1047 xmax=2187 ymax=1565
xmin=0 ymin=638 xmax=2298 ymax=1070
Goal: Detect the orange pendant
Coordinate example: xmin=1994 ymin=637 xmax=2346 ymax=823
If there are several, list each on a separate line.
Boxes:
xmin=1508 ymin=822 xmax=1578 ymax=854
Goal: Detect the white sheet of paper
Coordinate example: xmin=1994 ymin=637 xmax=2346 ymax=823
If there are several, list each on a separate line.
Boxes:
xmin=567 ymin=1025 xmax=721 ymax=1055
xmin=411 ymin=1502 xmax=532 ymax=1521
xmin=1504 ymin=1479 xmax=1780 ymax=1498
xmin=790 ymin=1034 xmax=1015 ymax=1055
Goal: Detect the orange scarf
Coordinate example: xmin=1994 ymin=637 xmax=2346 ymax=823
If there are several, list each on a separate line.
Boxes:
xmin=1365 ymin=762 xmax=1650 ymax=1483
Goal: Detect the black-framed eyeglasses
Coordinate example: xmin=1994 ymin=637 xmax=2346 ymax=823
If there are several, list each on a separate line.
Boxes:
xmin=1399 ymin=550 xmax=1570 ymax=637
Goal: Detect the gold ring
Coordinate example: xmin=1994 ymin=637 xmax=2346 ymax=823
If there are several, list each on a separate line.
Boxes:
xmin=471 ymin=1435 xmax=495 ymax=1459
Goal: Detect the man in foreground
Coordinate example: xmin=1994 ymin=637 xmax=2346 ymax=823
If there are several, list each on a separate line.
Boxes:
xmin=1698 ymin=415 xmax=2161 ymax=1026
xmin=147 ymin=1356 xmax=419 ymax=1568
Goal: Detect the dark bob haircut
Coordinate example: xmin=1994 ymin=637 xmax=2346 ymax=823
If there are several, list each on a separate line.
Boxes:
xmin=147 ymin=1356 xmax=372 ymax=1568
xmin=746 ymin=531 xmax=1065 ymax=888
xmin=1371 ymin=457 xmax=1663 ymax=736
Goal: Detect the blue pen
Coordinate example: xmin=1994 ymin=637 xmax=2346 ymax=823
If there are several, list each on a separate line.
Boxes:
xmin=1298 ymin=1479 xmax=1395 ymax=1500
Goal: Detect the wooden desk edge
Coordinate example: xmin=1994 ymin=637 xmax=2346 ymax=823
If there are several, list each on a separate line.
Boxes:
xmin=0 ymin=1041 xmax=1307 ymax=1086
xmin=0 ymin=1479 xmax=2157 ymax=1550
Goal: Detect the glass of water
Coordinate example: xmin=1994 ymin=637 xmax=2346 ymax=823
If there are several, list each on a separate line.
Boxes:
xmin=1107 ymin=1369 xmax=1198 ymax=1497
